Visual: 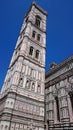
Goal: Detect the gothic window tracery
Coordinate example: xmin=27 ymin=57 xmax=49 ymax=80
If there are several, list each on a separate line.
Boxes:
xmin=35 ymin=50 xmax=39 ymax=59
xmin=31 ymin=82 xmax=35 ymax=91
xmin=26 ymin=80 xmax=30 ymax=89
xmin=29 ymin=46 xmax=34 ymax=56
xmin=19 ymin=77 xmax=23 ymax=86
xmin=32 ymin=31 xmax=36 ymax=38
xmin=37 ymin=34 xmax=41 ymax=41
xmin=37 ymin=84 xmax=41 ymax=93
xmin=35 ymin=15 xmax=41 ymax=28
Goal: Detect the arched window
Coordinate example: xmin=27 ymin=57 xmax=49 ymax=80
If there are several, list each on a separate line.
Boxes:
xmin=37 ymin=85 xmax=41 ymax=93
xmin=55 ymin=96 xmax=60 ymax=121
xmin=35 ymin=50 xmax=39 ymax=59
xmin=37 ymin=34 xmax=41 ymax=41
xmin=29 ymin=46 xmax=33 ymax=56
xmin=32 ymin=31 xmax=36 ymax=38
xmin=35 ymin=15 xmax=41 ymax=28
xmin=26 ymin=80 xmax=30 ymax=89
xmin=31 ymin=82 xmax=35 ymax=91
xmin=19 ymin=77 xmax=23 ymax=86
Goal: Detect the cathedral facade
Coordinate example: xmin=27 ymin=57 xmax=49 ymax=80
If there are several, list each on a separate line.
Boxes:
xmin=45 ymin=57 xmax=73 ymax=130
xmin=0 ymin=2 xmax=73 ymax=130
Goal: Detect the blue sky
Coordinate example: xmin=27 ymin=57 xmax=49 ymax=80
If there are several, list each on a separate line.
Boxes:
xmin=0 ymin=0 xmax=73 ymax=90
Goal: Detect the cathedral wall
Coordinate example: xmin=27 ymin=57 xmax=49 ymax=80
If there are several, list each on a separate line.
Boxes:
xmin=46 ymin=61 xmax=73 ymax=83
xmin=45 ymin=59 xmax=73 ymax=130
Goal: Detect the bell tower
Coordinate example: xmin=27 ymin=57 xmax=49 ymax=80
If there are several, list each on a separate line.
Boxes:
xmin=0 ymin=2 xmax=47 ymax=130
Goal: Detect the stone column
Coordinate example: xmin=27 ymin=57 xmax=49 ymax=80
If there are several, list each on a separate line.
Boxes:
xmin=67 ymin=95 xmax=73 ymax=122
xmin=54 ymin=100 xmax=58 ymax=124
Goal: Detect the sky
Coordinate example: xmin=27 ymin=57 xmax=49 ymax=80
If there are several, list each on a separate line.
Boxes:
xmin=0 ymin=0 xmax=73 ymax=90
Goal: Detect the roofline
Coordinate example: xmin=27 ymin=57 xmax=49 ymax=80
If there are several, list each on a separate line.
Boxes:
xmin=25 ymin=2 xmax=47 ymax=18
xmin=32 ymin=2 xmax=47 ymax=15
xmin=46 ymin=55 xmax=73 ymax=78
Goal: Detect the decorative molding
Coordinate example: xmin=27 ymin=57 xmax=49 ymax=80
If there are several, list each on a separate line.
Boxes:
xmin=46 ymin=68 xmax=73 ymax=88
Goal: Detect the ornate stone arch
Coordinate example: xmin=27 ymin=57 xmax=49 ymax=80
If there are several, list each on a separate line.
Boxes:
xmin=25 ymin=79 xmax=30 ymax=89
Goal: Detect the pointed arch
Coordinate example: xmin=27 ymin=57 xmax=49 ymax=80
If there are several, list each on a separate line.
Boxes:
xmin=35 ymin=15 xmax=41 ymax=28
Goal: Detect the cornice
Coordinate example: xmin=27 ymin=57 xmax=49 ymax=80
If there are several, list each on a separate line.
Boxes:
xmin=9 ymin=52 xmax=45 ymax=69
xmin=23 ymin=34 xmax=46 ymax=49
xmin=0 ymin=91 xmax=44 ymax=104
xmin=45 ymin=68 xmax=73 ymax=88
xmin=32 ymin=2 xmax=47 ymax=16
xmin=46 ymin=56 xmax=73 ymax=78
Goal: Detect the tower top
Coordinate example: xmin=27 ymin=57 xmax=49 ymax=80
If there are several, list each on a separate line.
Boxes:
xmin=25 ymin=2 xmax=47 ymax=18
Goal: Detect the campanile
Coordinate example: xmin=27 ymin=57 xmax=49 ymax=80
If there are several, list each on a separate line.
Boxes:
xmin=0 ymin=2 xmax=47 ymax=130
